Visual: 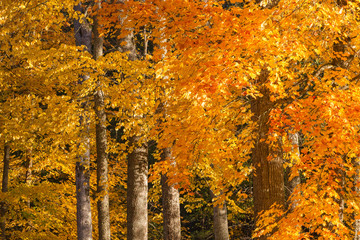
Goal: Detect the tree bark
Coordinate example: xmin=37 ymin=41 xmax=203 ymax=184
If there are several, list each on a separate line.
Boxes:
xmin=93 ymin=4 xmax=110 ymax=240
xmin=251 ymin=69 xmax=285 ymax=238
xmin=74 ymin=3 xmax=93 ymax=240
xmin=127 ymin=136 xmax=148 ymax=240
xmin=76 ymin=143 xmax=92 ymax=240
xmin=210 ymin=191 xmax=229 ymax=240
xmin=1 ymin=145 xmax=10 ymax=240
xmin=161 ymin=148 xmax=181 ymax=240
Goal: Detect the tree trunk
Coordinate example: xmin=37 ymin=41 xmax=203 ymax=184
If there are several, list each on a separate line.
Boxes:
xmin=24 ymin=149 xmax=33 ymax=211
xmin=2 ymin=145 xmax=10 ymax=192
xmin=74 ymin=3 xmax=93 ymax=240
xmin=251 ymin=69 xmax=285 ymax=238
xmin=161 ymin=148 xmax=181 ymax=240
xmin=210 ymin=191 xmax=229 ymax=240
xmin=354 ymin=160 xmax=360 ymax=240
xmin=127 ymin=136 xmax=148 ymax=240
xmin=1 ymin=145 xmax=10 ymax=240
xmin=117 ymin=25 xmax=149 ymax=239
xmin=156 ymin=13 xmax=182 ymax=239
xmin=93 ymin=4 xmax=110 ymax=240
xmin=76 ymin=143 xmax=92 ymax=240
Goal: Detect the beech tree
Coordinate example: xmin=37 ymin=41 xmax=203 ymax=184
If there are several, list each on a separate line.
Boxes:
xmin=92 ymin=2 xmax=111 ymax=239
xmin=73 ymin=3 xmax=93 ymax=239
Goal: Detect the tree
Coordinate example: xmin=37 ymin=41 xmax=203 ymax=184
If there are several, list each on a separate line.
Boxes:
xmin=92 ymin=2 xmax=111 ymax=239
xmin=250 ymin=68 xmax=285 ymax=226
xmin=116 ymin=12 xmax=149 ymax=240
xmin=161 ymin=148 xmax=181 ymax=240
xmin=210 ymin=191 xmax=230 ymax=240
xmin=74 ymin=2 xmax=93 ymax=239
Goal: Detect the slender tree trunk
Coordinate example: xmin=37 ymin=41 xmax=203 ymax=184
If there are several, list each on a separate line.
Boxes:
xmin=1 ymin=145 xmax=10 ymax=240
xmin=210 ymin=191 xmax=229 ymax=240
xmin=94 ymin=68 xmax=110 ymax=240
xmin=161 ymin=148 xmax=181 ymax=240
xmin=127 ymin=136 xmax=148 ymax=240
xmin=354 ymin=160 xmax=360 ymax=240
xmin=2 ymin=145 xmax=10 ymax=192
xmin=93 ymin=4 xmax=110 ymax=240
xmin=157 ymin=13 xmax=182 ymax=239
xmin=338 ymin=168 xmax=345 ymax=223
xmin=74 ymin=3 xmax=93 ymax=240
xmin=251 ymin=69 xmax=285 ymax=239
xmin=75 ymin=141 xmax=92 ymax=240
xmin=24 ymin=149 xmax=33 ymax=212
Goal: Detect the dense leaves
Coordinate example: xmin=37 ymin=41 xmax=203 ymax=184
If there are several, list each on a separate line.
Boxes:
xmin=2 ymin=0 xmax=360 ymax=239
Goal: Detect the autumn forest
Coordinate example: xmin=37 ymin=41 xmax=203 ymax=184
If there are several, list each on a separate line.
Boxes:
xmin=2 ymin=0 xmax=360 ymax=239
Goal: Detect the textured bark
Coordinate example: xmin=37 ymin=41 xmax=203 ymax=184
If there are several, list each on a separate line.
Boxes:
xmin=76 ymin=143 xmax=92 ymax=240
xmin=127 ymin=136 xmax=148 ymax=240
xmin=74 ymin=3 xmax=93 ymax=240
xmin=1 ymin=145 xmax=10 ymax=240
xmin=251 ymin=69 xmax=285 ymax=238
xmin=213 ymin=203 xmax=229 ymax=240
xmin=93 ymin=4 xmax=110 ymax=240
xmin=161 ymin=148 xmax=181 ymax=240
xmin=210 ymin=191 xmax=229 ymax=240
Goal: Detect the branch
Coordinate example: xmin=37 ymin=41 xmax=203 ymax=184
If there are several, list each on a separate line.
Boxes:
xmin=351 ymin=73 xmax=360 ymax=83
xmin=313 ymin=63 xmax=335 ymax=78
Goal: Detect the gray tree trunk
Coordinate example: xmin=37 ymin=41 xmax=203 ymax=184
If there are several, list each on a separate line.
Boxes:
xmin=161 ymin=148 xmax=181 ymax=240
xmin=251 ymin=69 xmax=285 ymax=239
xmin=1 ymin=145 xmax=10 ymax=240
xmin=74 ymin=3 xmax=93 ymax=240
xmin=127 ymin=136 xmax=148 ymax=240
xmin=210 ymin=191 xmax=229 ymax=240
xmin=93 ymin=4 xmax=110 ymax=240
xmin=118 ymin=27 xmax=149 ymax=240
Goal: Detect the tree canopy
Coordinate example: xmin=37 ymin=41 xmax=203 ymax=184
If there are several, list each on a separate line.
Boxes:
xmin=2 ymin=0 xmax=360 ymax=239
